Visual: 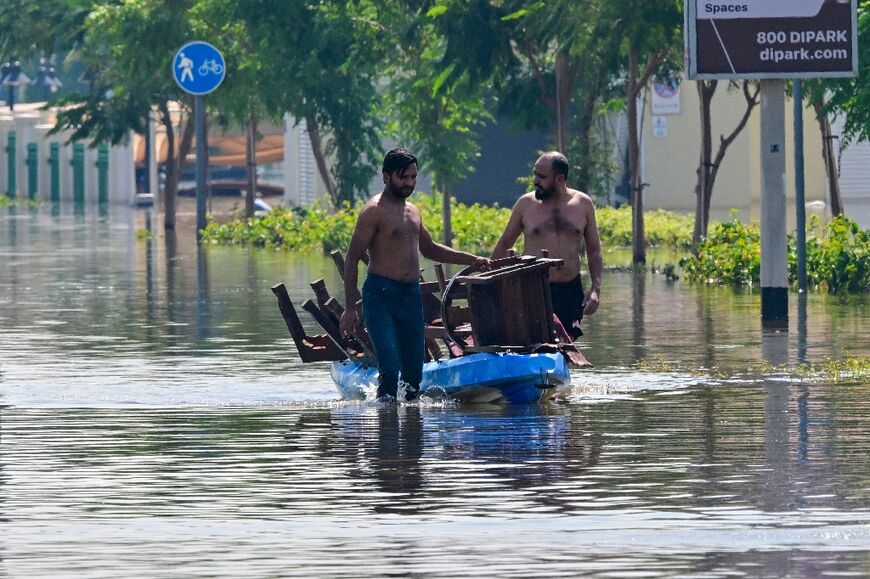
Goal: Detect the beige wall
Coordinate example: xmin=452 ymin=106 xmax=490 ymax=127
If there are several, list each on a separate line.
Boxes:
xmin=642 ymin=81 xmax=828 ymax=230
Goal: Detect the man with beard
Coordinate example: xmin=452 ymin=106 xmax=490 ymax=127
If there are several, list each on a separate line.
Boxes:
xmin=339 ymin=148 xmax=490 ymax=401
xmin=491 ymin=151 xmax=602 ymax=340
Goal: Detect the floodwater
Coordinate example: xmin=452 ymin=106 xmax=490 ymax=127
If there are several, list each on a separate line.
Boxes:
xmin=1 ymin=205 xmax=869 ymax=577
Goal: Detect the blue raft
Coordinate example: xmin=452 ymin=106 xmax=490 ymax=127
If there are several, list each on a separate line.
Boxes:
xmin=331 ymin=351 xmax=571 ymax=404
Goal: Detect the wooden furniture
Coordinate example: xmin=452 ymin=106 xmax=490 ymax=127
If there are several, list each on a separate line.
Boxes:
xmin=453 ymin=256 xmax=563 ymax=351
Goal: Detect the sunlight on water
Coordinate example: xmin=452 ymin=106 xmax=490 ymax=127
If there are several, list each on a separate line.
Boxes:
xmin=1 ymin=207 xmax=869 ymax=576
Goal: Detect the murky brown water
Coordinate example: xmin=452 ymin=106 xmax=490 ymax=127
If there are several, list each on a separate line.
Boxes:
xmin=1 ymin=206 xmax=869 ymax=577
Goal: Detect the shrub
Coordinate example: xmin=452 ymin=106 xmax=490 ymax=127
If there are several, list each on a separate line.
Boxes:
xmin=679 ymin=217 xmax=761 ymax=285
xmin=682 ymin=214 xmax=869 ymax=293
xmin=203 ymin=195 xmax=698 ymax=256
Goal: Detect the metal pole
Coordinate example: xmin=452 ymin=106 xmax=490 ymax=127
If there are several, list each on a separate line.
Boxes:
xmin=760 ymin=80 xmax=788 ymax=327
xmin=793 ymin=80 xmax=808 ymax=293
xmin=26 ymin=142 xmax=38 ymax=200
xmin=6 ymin=131 xmax=16 ymax=198
xmin=49 ymin=142 xmax=60 ymax=202
xmin=97 ymin=144 xmax=109 ymax=204
xmin=72 ymin=143 xmax=85 ymax=204
xmin=195 ymin=94 xmax=206 ymax=240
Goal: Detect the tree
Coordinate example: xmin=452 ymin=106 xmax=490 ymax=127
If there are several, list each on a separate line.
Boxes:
xmin=50 ymin=0 xmax=197 ymax=231
xmin=693 ymin=80 xmax=759 ymax=251
xmin=811 ymin=1 xmax=870 ymax=217
xmin=237 ymin=0 xmax=385 ymax=206
xmin=605 ymin=0 xmax=681 ymax=264
xmin=384 ymin=1 xmax=492 ymax=245
xmin=433 ymin=0 xmax=623 ymax=193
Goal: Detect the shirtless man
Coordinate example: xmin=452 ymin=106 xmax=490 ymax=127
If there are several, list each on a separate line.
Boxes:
xmin=491 ymin=151 xmax=602 ymax=339
xmin=339 ymin=148 xmax=490 ymax=401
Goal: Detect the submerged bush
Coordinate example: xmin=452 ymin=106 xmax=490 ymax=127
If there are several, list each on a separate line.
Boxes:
xmin=596 ymin=206 xmax=695 ymax=250
xmin=679 ymin=217 xmax=761 ymax=285
xmin=202 ymin=194 xmax=696 ymax=256
xmin=681 ymin=214 xmax=869 ymax=293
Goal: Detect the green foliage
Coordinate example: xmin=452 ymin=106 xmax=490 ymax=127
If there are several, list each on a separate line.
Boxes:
xmin=416 ymin=193 xmax=511 ymax=255
xmin=201 ymin=203 xmax=357 ymax=253
xmin=796 ymin=215 xmax=870 ymax=292
xmin=681 ymin=215 xmax=870 ymax=293
xmin=0 ymin=197 xmax=40 ymax=208
xmin=382 ymin=14 xmax=493 ymax=194
xmin=814 ymin=1 xmax=870 ymax=145
xmin=679 ymin=216 xmax=760 ymax=285
xmin=596 ymin=206 xmax=694 ymax=250
xmin=203 ymin=197 xmax=698 ymax=257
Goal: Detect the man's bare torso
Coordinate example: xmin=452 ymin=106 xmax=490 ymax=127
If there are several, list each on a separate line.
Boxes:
xmin=366 ymin=193 xmax=422 ymax=283
xmin=520 ymin=189 xmax=590 ymax=283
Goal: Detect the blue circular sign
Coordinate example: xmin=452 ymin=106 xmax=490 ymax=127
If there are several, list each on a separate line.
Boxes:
xmin=173 ymin=41 xmax=225 ymax=96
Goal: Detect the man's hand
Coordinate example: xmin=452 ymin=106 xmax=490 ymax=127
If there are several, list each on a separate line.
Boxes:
xmin=583 ymin=288 xmax=600 ymax=316
xmin=339 ymin=308 xmax=361 ymax=338
xmin=472 ymin=256 xmax=493 ymax=271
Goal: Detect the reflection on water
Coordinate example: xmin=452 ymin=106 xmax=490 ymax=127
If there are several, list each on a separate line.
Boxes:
xmin=0 ymin=206 xmax=869 ymax=576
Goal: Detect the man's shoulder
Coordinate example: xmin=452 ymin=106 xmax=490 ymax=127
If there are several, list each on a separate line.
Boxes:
xmin=358 ymin=195 xmax=385 ymax=221
xmin=567 ymin=189 xmax=597 ymax=212
xmin=567 ymin=188 xmax=594 ymax=203
xmin=514 ymin=192 xmax=538 ymax=209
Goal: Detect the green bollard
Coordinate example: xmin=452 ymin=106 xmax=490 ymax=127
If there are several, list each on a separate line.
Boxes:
xmin=26 ymin=143 xmax=38 ymax=200
xmin=49 ymin=142 xmax=60 ymax=203
xmin=72 ymin=143 xmax=85 ymax=204
xmin=6 ymin=131 xmax=16 ymax=199
xmin=96 ymin=144 xmax=109 ymax=204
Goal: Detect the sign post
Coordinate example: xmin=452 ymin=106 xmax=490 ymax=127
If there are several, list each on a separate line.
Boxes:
xmin=172 ymin=41 xmax=226 ymax=240
xmin=685 ymin=0 xmax=857 ymax=327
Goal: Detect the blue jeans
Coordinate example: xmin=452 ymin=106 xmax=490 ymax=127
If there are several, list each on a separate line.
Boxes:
xmin=362 ymin=273 xmax=424 ymax=400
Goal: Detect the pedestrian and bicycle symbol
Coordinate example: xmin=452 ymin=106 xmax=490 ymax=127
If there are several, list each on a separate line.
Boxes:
xmin=172 ymin=41 xmax=225 ymax=95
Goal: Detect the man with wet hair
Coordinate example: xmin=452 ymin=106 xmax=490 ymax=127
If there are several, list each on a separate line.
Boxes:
xmin=491 ymin=151 xmax=602 ymax=340
xmin=340 ymin=148 xmax=491 ymax=401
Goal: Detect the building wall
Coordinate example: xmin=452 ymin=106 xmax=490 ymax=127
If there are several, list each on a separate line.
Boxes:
xmin=0 ymin=103 xmax=134 ymax=204
xmin=642 ymin=81 xmax=828 ymax=230
xmin=832 ymin=117 xmax=870 ymax=229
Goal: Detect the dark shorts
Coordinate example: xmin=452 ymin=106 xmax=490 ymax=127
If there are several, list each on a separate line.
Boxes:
xmin=550 ymin=276 xmax=585 ymax=339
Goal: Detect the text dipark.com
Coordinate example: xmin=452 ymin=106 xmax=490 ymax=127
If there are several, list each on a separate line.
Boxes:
xmin=759 ymin=47 xmax=849 ymax=63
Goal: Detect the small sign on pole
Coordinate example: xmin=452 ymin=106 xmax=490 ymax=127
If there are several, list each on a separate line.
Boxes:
xmin=651 ymin=80 xmax=681 ymax=115
xmin=172 ymin=41 xmax=226 ymax=239
xmin=173 ymin=41 xmax=226 ymax=95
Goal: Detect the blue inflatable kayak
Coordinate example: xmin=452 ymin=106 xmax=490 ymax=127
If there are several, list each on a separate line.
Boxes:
xmin=330 ymin=352 xmax=571 ymax=404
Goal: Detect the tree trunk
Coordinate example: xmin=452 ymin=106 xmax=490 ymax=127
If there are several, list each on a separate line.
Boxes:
xmin=305 ymin=115 xmax=339 ymax=207
xmin=811 ymin=97 xmax=844 ymax=216
xmin=627 ymin=52 xmax=646 ymax=265
xmin=692 ymin=80 xmax=759 ymax=252
xmin=159 ymin=102 xmax=176 ymax=230
xmin=554 ymin=53 xmax=569 ymax=153
xmin=441 ymin=182 xmax=453 ymax=247
xmin=159 ymin=102 xmax=194 ymax=232
xmin=246 ymin=115 xmax=258 ymax=218
xmin=693 ymin=81 xmax=716 ymax=252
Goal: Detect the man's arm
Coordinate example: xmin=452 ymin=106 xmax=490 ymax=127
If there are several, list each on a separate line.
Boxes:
xmin=339 ymin=206 xmax=377 ymax=336
xmin=582 ymin=201 xmax=603 ymax=316
xmin=490 ymin=199 xmax=525 ymax=259
xmin=419 ymin=225 xmax=490 ymax=269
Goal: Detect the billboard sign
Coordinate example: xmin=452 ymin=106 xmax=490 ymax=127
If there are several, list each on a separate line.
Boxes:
xmin=685 ymin=0 xmax=858 ymax=78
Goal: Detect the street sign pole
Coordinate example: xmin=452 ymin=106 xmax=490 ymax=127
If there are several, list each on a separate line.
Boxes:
xmin=172 ymin=40 xmax=225 ymax=241
xmin=686 ymin=0 xmax=858 ymax=329
xmin=760 ymin=80 xmax=788 ymax=327
xmin=793 ymin=79 xmax=808 ymax=293
xmin=195 ymin=95 xmax=207 ymax=238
